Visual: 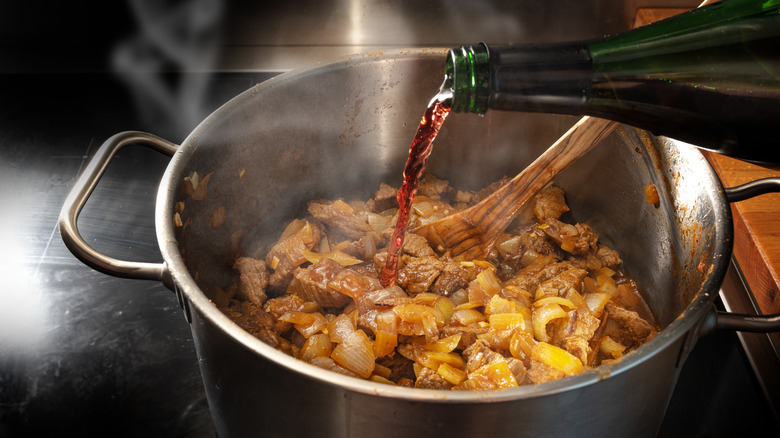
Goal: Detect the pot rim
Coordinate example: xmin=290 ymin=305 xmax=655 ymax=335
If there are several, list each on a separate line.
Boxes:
xmin=155 ymin=48 xmax=733 ymax=403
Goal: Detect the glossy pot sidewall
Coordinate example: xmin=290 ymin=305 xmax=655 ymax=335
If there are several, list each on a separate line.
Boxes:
xmin=156 ymin=49 xmax=732 ymax=438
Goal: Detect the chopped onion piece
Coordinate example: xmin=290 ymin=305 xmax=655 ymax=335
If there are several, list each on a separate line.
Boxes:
xmin=438 ymin=362 xmax=467 ymax=386
xmin=452 ymin=309 xmax=486 ymax=326
xmin=488 ymin=313 xmax=526 ymax=331
xmin=470 ymin=359 xmax=518 ymax=389
xmin=423 ymin=334 xmax=461 ymax=353
xmin=600 ymin=336 xmax=627 ymax=358
xmin=533 ymin=296 xmax=576 ymax=310
xmin=584 ymin=293 xmax=611 ymax=317
xmin=532 ymin=342 xmax=583 ymax=376
xmin=300 ymin=249 xmax=363 ymax=267
xmin=299 ymin=333 xmax=333 ymax=361
xmin=532 ymin=303 xmax=568 ymax=342
xmin=484 ymin=295 xmax=516 ymax=316
xmin=331 ymin=330 xmax=376 ymax=378
xmin=476 ymin=269 xmax=502 ymax=296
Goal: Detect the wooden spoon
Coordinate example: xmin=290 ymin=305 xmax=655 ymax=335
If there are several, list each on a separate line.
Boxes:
xmin=414 ymin=116 xmax=620 ymax=260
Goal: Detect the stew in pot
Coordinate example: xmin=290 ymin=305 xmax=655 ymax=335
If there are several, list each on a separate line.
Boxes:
xmin=215 ymin=175 xmax=658 ymax=390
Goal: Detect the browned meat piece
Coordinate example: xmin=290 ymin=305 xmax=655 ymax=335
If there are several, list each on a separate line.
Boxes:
xmin=431 ymin=256 xmax=481 ymax=296
xmin=308 ymin=200 xmax=374 ymax=240
xmin=401 ymin=233 xmax=436 ymax=257
xmin=596 ymin=245 xmax=622 ymax=268
xmin=506 ymin=261 xmax=576 ymax=293
xmin=287 ymin=258 xmax=352 ymax=308
xmin=376 ymin=352 xmax=416 ymax=382
xmin=265 ymin=220 xmax=322 ymax=294
xmin=560 ymin=310 xmax=601 ymax=364
xmin=534 ymin=185 xmax=569 ymax=221
xmin=337 ymin=231 xmax=384 ymax=261
xmin=535 ymin=266 xmax=589 ymax=298
xmin=417 ymin=173 xmax=456 ymax=202
xmin=233 ymin=257 xmax=270 ymax=306
xmin=603 ymin=303 xmax=657 ymax=349
xmin=541 ymin=218 xmax=598 ymax=255
xmin=518 ymin=225 xmax=566 ymax=260
xmin=397 ymin=255 xmax=444 ymax=295
xmin=526 ymin=360 xmax=565 ymax=384
xmin=440 ymin=324 xmax=490 ymax=350
xmin=414 ymin=365 xmax=454 ymax=390
xmin=462 ymin=339 xmax=505 ymax=373
xmin=369 ymin=182 xmax=398 ymax=212
xmin=263 ymin=294 xmax=306 ymax=319
xmin=222 ymin=301 xmax=298 ymax=356
xmin=505 ymin=357 xmax=528 ymax=385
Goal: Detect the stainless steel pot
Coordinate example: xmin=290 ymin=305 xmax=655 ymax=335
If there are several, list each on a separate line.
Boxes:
xmin=60 ymin=49 xmax=780 ymax=438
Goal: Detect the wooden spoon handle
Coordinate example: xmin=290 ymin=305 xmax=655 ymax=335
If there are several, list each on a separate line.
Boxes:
xmin=417 ymin=116 xmax=620 ymax=258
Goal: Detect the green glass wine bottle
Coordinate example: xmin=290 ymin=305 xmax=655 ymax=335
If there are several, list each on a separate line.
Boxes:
xmin=445 ymin=0 xmax=780 ymax=164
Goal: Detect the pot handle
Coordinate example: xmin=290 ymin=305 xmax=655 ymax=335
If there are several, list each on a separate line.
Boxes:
xmin=705 ymin=177 xmax=780 ymax=333
xmin=724 ymin=177 xmax=780 ymax=202
xmin=59 ymin=131 xmax=178 ymax=288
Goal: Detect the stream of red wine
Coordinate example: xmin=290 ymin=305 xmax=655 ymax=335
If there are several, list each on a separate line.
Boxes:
xmin=379 ymin=92 xmax=451 ymax=287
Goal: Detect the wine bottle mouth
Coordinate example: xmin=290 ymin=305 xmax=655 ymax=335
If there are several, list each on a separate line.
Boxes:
xmin=445 ymin=43 xmax=490 ymax=114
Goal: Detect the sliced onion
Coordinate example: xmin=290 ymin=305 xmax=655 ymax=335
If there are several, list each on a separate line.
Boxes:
xmin=330 ymin=330 xmax=376 ymax=378
xmin=299 ymin=333 xmax=333 ymax=361
xmin=469 ymin=359 xmax=518 ymax=389
xmin=533 ymin=296 xmax=576 ymax=310
xmin=301 ymin=249 xmax=363 ymax=267
xmin=452 ymin=309 xmax=486 ymax=326
xmin=600 ymin=336 xmax=627 ymax=359
xmin=488 ymin=313 xmax=526 ymax=331
xmin=532 ymin=341 xmax=583 ymax=376
xmin=327 ymin=314 xmax=355 ymax=344
xmin=422 ymin=334 xmax=461 ymax=353
xmin=437 ymin=362 xmax=467 ymax=386
xmin=532 ymin=303 xmax=567 ymax=342
xmin=509 ymin=331 xmax=536 ymax=361
xmin=583 ymin=292 xmax=611 ymax=317
xmin=476 ymin=268 xmax=502 ymax=296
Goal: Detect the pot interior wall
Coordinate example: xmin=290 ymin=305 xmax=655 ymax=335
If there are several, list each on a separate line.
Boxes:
xmin=170 ymin=50 xmax=729 ymax=337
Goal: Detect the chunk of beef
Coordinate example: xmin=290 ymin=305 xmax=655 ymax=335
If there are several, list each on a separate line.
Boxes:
xmin=287 ymin=258 xmax=352 ymax=308
xmin=534 ymin=185 xmax=569 ymax=221
xmin=397 ymin=255 xmax=444 ymax=295
xmin=308 ymin=199 xmax=374 ymax=240
xmin=506 ymin=261 xmax=576 ymax=293
xmin=375 ymin=352 xmax=416 ymax=382
xmin=222 ymin=301 xmax=298 ymax=356
xmin=431 ymin=256 xmax=481 ymax=296
xmin=462 ymin=339 xmax=505 ymax=373
xmin=603 ymin=303 xmax=657 ymax=349
xmin=535 ymin=266 xmax=589 ymax=298
xmin=338 ymin=231 xmax=384 ymax=261
xmin=233 ymin=257 xmax=270 ymax=306
xmin=526 ymin=360 xmax=565 ymax=384
xmin=505 ymin=357 xmax=528 ymax=385
xmin=402 ymin=233 xmax=436 ymax=257
xmin=414 ymin=365 xmax=454 ymax=390
xmin=542 ymin=218 xmax=598 ymax=255
xmin=417 ymin=173 xmax=456 ymax=203
xmin=266 ymin=220 xmax=322 ymax=294
xmin=596 ymin=245 xmax=622 ymax=268
xmin=560 ymin=310 xmax=601 ymax=364
xmin=369 ymin=182 xmax=398 ymax=212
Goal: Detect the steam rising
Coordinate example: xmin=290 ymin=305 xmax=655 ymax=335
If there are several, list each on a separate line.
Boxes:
xmin=112 ymin=0 xmax=225 ymax=140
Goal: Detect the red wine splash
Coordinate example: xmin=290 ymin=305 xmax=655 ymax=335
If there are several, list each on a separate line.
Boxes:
xmin=380 ymin=92 xmax=451 ymax=287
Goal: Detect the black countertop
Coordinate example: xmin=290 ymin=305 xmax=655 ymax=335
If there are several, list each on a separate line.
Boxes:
xmin=1 ymin=69 xmax=778 ymax=437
